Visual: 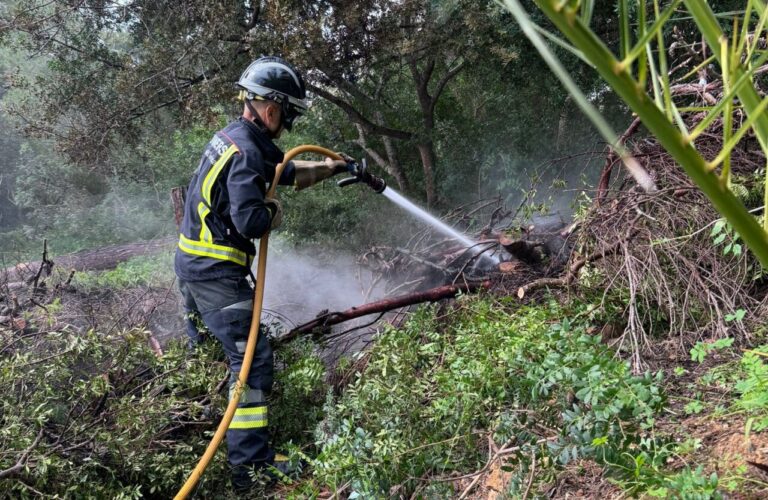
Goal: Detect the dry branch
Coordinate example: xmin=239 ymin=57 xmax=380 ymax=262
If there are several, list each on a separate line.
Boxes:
xmin=517 ymin=227 xmax=640 ymax=298
xmin=596 ymin=117 xmax=642 ymax=206
xmin=278 ymin=281 xmax=491 ymax=344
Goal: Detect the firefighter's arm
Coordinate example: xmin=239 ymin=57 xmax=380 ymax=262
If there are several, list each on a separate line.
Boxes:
xmin=292 ymin=153 xmax=353 ymax=190
xmin=227 ymin=149 xmax=275 ymax=239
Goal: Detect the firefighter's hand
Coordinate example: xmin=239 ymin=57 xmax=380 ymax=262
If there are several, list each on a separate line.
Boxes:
xmin=265 ymin=197 xmax=283 ymax=230
xmin=326 ymin=157 xmax=347 ymax=175
xmin=330 ymin=152 xmax=356 ymax=175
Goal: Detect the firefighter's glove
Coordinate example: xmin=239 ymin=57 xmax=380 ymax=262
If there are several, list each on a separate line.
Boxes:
xmin=265 ymin=197 xmax=283 ymax=230
xmin=335 ymin=152 xmax=357 ymax=175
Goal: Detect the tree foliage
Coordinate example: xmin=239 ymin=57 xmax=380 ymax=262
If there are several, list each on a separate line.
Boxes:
xmin=0 ymin=0 xmax=613 ymax=212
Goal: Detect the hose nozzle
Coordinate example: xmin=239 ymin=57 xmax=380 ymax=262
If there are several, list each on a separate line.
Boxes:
xmin=337 ymin=158 xmax=387 ymax=193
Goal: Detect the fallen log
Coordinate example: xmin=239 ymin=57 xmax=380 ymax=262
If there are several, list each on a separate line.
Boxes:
xmin=3 ymin=237 xmax=175 ymax=282
xmin=277 ymin=280 xmax=491 ymax=344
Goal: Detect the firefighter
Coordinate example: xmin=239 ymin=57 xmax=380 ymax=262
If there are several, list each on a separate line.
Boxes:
xmin=174 ymin=56 xmax=350 ymax=491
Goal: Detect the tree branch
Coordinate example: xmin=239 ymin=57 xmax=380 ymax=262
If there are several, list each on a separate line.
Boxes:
xmin=354 ymin=124 xmax=390 ymax=169
xmin=277 ymin=281 xmax=491 ymax=344
xmin=431 ymin=61 xmax=466 ymax=113
xmin=308 ymin=84 xmax=413 ymax=140
xmin=0 ymin=427 xmax=44 ymax=480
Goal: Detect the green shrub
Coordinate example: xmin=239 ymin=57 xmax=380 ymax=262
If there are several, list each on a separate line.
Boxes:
xmin=0 ymin=327 xmax=232 ymax=497
xmin=311 ymin=297 xmax=666 ymax=497
xmin=734 ymin=346 xmax=768 ymax=431
xmin=73 ymin=252 xmax=175 ymax=290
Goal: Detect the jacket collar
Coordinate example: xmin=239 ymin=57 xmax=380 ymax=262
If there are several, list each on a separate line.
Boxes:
xmin=238 ymin=116 xmax=285 ymax=165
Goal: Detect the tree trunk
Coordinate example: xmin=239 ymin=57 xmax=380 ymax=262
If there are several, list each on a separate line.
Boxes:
xmin=417 ymin=141 xmax=438 ymax=207
xmin=3 ymin=238 xmax=175 ymax=282
xmin=170 ymin=186 xmax=186 ymax=230
xmin=375 ymin=110 xmax=408 ymax=191
xmin=382 ymin=133 xmax=408 ymax=191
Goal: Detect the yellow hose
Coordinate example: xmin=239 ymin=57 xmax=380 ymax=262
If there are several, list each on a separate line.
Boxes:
xmin=175 ymin=145 xmax=343 ymax=499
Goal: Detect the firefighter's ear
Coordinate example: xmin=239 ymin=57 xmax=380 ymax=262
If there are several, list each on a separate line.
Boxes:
xmin=267 ymin=102 xmax=280 ymax=124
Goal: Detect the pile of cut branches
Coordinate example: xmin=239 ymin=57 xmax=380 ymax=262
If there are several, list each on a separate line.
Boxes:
xmin=576 ymin=114 xmax=767 ymax=369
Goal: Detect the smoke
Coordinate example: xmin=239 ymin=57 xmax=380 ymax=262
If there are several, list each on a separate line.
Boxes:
xmin=262 ymin=240 xmax=385 ymax=330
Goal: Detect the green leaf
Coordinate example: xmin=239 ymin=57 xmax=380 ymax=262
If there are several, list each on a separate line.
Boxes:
xmin=690 ymin=343 xmax=708 ymax=363
xmin=592 ymin=436 xmax=608 ymax=446
xmin=711 ymin=219 xmax=726 ymax=236
xmin=713 ymin=233 xmax=727 ymax=245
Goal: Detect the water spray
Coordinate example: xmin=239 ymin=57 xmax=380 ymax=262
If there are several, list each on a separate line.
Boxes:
xmin=338 ymin=159 xmax=497 ymax=265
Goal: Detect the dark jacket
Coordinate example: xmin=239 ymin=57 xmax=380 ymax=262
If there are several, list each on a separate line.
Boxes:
xmin=174 ymin=117 xmax=295 ymax=281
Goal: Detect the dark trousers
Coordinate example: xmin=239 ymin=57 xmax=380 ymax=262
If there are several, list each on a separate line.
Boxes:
xmin=178 ymin=276 xmax=275 ymax=466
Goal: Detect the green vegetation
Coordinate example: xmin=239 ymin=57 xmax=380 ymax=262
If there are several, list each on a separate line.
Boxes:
xmin=2 ymin=1 xmax=768 ymax=498
xmin=4 ymin=262 xmax=768 ymax=497
xmin=308 ymin=297 xmax=667 ymax=497
xmin=0 ymin=329 xmax=231 ymax=497
xmin=72 ymin=252 xmax=175 ymax=291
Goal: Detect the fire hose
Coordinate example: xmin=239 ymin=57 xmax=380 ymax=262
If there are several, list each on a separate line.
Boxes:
xmin=174 ymin=145 xmax=352 ymax=499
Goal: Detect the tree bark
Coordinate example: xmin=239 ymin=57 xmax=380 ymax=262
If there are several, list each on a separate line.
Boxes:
xmin=381 ymin=129 xmax=408 ymax=191
xmin=171 ymin=186 xmax=186 ymax=231
xmin=410 ymin=57 xmax=438 ymax=206
xmin=408 ymin=56 xmax=465 ymax=206
xmin=417 ymin=141 xmax=438 ymax=207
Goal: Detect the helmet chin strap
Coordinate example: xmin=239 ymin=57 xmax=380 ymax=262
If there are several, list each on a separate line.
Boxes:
xmin=244 ymin=99 xmax=280 ymax=139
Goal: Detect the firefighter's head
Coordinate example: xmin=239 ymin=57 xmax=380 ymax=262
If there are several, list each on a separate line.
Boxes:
xmin=237 ymin=56 xmax=307 ymax=138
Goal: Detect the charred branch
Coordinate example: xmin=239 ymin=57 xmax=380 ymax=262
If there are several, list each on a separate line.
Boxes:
xmin=278 ymin=281 xmax=491 ymax=344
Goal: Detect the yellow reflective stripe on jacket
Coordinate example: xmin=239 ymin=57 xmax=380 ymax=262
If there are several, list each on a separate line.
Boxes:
xmin=197 ymin=202 xmax=212 ymax=242
xmin=229 ymin=406 xmax=268 ymax=429
xmin=202 ymin=144 xmax=238 ymax=205
xmin=198 ymin=144 xmax=237 ymax=244
xmin=178 ymin=234 xmax=247 ymax=266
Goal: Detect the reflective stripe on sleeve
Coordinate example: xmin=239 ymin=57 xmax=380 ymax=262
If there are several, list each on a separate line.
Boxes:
xmin=178 ymin=234 xmax=247 ymax=266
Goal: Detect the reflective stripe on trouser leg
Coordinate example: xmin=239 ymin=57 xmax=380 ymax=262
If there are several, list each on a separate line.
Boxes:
xmin=228 ymin=385 xmax=268 ymax=429
xmin=226 ymin=380 xmax=272 ymax=465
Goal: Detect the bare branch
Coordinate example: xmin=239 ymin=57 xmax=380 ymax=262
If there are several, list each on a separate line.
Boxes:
xmin=308 ymin=84 xmax=413 ymax=141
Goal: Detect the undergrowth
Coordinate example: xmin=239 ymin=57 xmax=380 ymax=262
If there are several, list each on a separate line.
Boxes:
xmin=0 ymin=308 xmax=329 ymax=498
xmin=0 ymin=329 xmax=230 ymax=498
xmin=5 ymin=287 xmax=764 ymax=498
xmin=72 ymin=252 xmax=175 ymax=291
xmin=302 ymin=296 xmax=670 ymax=498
